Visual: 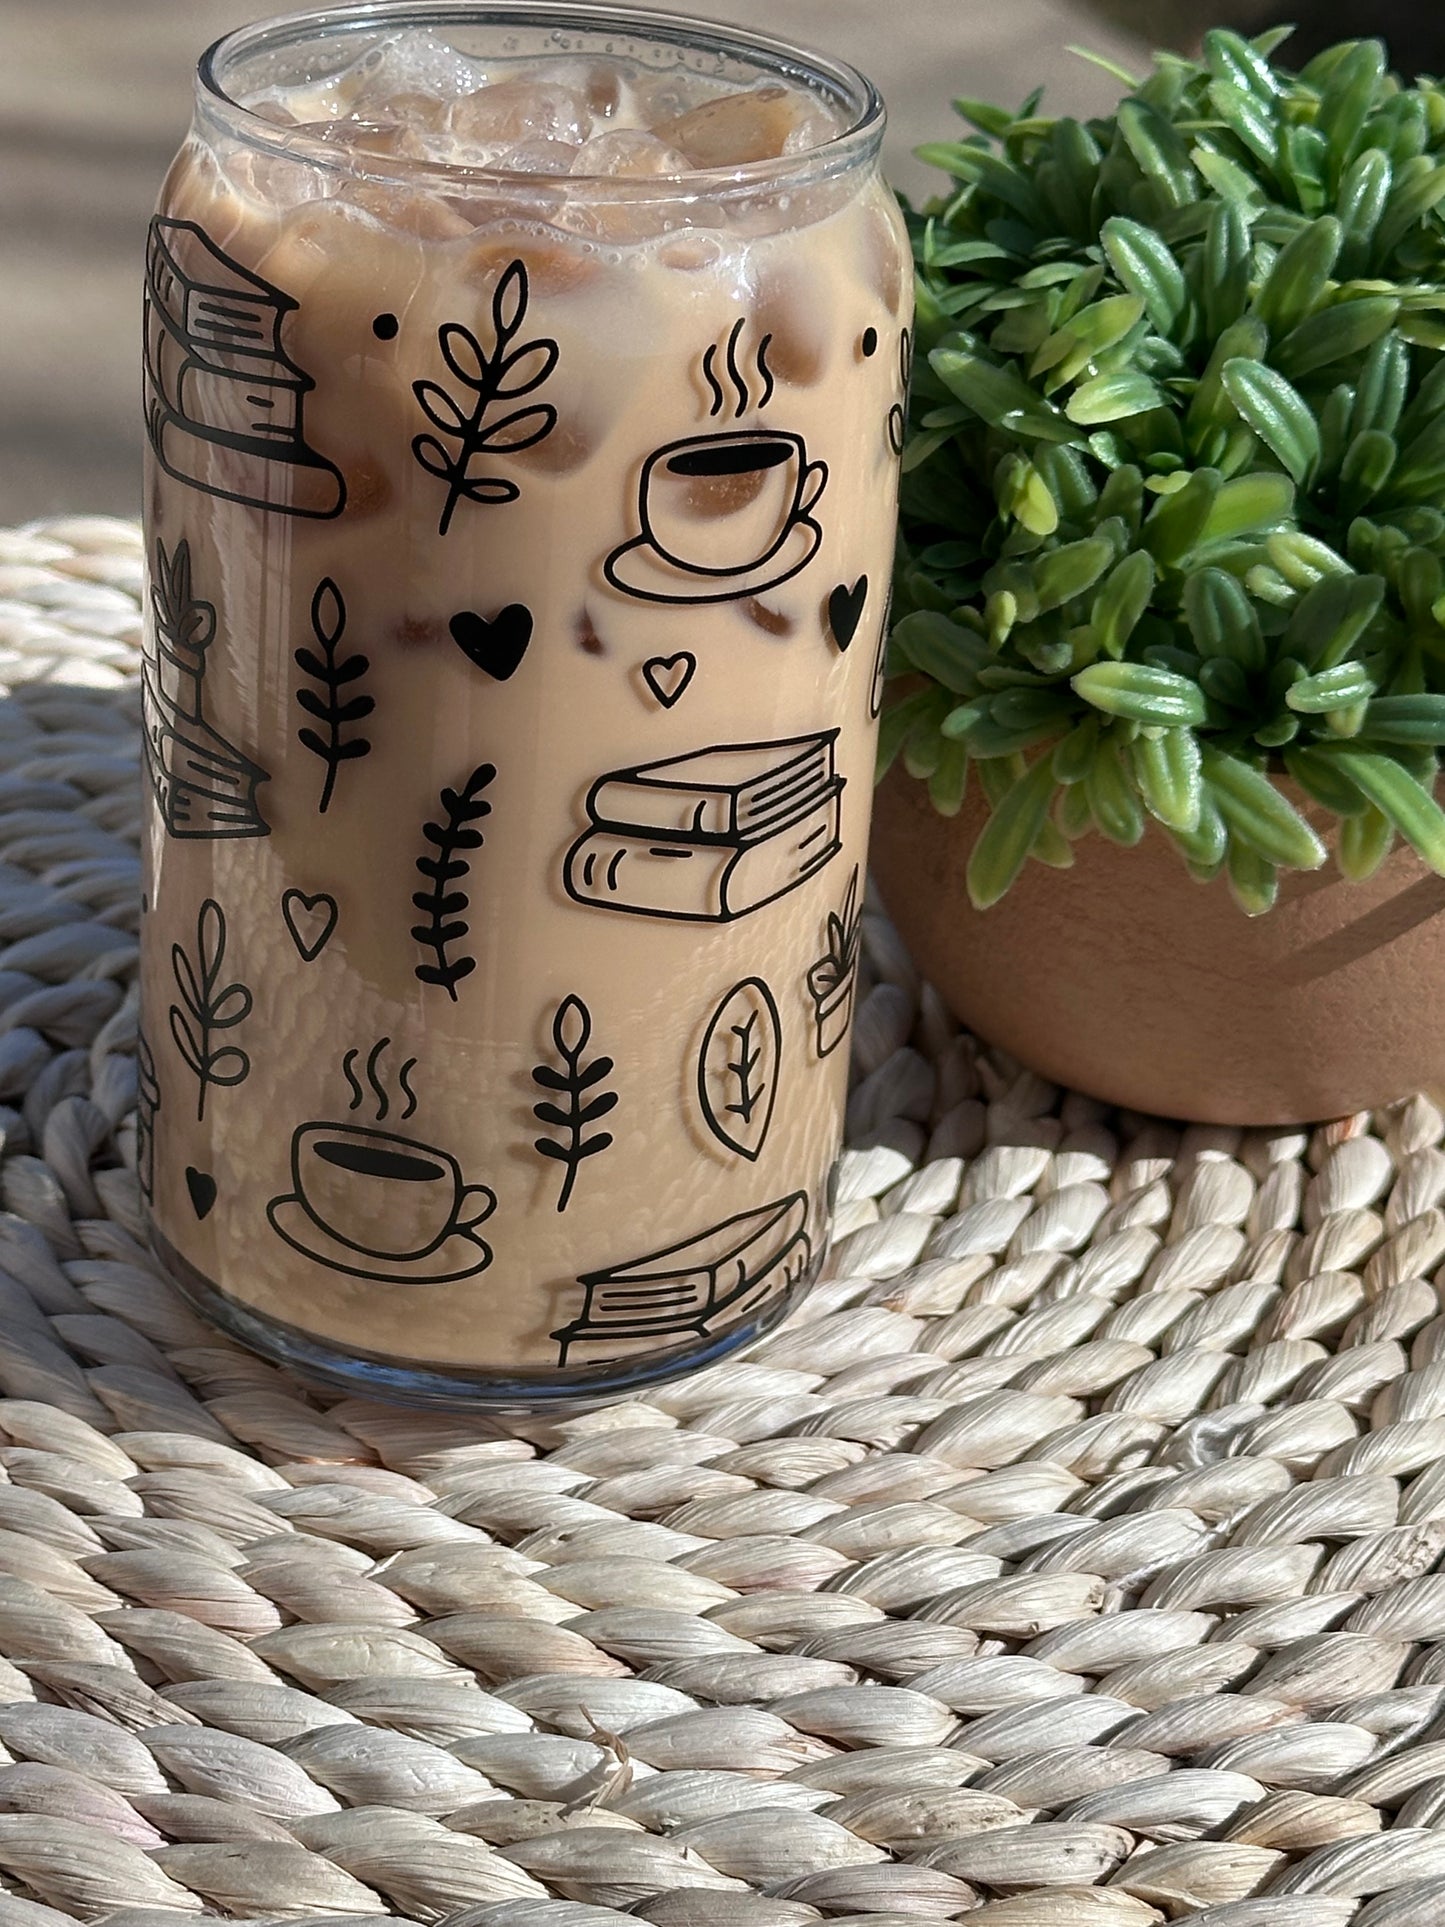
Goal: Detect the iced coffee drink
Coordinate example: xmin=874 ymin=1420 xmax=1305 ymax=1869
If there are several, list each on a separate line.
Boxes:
xmin=139 ymin=3 xmax=910 ymax=1402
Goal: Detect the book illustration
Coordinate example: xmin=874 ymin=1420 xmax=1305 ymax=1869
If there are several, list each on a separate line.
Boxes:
xmin=553 ymin=1192 xmax=811 ymax=1365
xmin=531 ymin=996 xmax=618 ymax=1213
xmin=828 ymin=577 xmax=868 ymax=653
xmin=449 ymin=604 xmax=534 ymax=682
xmin=889 ymin=328 xmax=912 ymax=460
xmin=604 ymin=429 xmax=827 ymax=606
xmin=143 ymin=218 xmax=345 ymax=519
xmin=563 ymin=732 xmax=844 ymax=924
xmin=169 ymin=898 xmax=252 ymax=1122
xmin=642 ymin=653 xmax=697 ymax=710
xmin=697 ymin=978 xmax=781 ymax=1164
xmin=701 ymin=318 xmax=775 ymax=419
xmin=296 ymin=579 xmax=373 ymax=814
xmin=143 ymin=537 xmax=270 ymax=841
xmin=135 ymin=1029 xmax=159 ymax=1206
xmin=267 ymin=1041 xmax=494 ymax=1285
xmin=282 ymin=890 xmax=338 ymax=963
xmin=413 ymin=764 xmax=496 ymax=999
xmin=808 ymin=865 xmax=862 ymax=1059
xmin=185 ymin=1167 xmax=217 ymax=1221
xmin=411 ymin=259 xmax=559 ymax=536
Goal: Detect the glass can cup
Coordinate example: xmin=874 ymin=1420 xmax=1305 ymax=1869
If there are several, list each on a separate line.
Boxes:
xmin=139 ymin=1 xmax=912 ymax=1405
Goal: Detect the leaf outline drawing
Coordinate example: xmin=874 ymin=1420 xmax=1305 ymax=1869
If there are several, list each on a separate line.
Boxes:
xmin=531 ymin=995 xmax=618 ymax=1212
xmin=169 ymin=897 xmax=252 ymax=1120
xmin=411 ymin=259 xmax=559 ymax=535
xmin=295 ymin=578 xmax=373 ymax=813
xmin=697 ymin=977 xmax=781 ymax=1163
xmin=412 ymin=764 xmax=495 ymax=999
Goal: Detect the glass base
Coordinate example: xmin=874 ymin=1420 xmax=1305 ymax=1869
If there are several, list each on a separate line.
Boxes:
xmin=149 ymin=1223 xmax=820 ymax=1411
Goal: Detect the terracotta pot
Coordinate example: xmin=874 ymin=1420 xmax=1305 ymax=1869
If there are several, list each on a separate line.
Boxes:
xmin=869 ymin=766 xmax=1445 ymax=1125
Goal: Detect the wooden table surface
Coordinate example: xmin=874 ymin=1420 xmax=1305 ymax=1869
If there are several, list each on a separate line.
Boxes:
xmin=0 ymin=0 xmax=1143 ymax=523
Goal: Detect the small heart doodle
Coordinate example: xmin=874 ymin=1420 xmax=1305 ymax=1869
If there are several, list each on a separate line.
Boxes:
xmin=449 ymin=605 xmax=534 ymax=681
xmin=828 ymin=577 xmax=869 ymax=652
xmin=642 ymin=653 xmax=697 ymax=709
xmin=282 ymin=889 xmax=338 ymax=962
xmin=185 ymin=1167 xmax=218 ymax=1220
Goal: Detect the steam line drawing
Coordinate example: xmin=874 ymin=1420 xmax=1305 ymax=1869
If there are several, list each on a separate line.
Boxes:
xmin=411 ymin=259 xmax=559 ymax=535
xmin=531 ymin=995 xmax=618 ymax=1213
xmin=342 ymin=1036 xmax=418 ymax=1122
xmin=295 ymin=578 xmax=373 ymax=814
xmin=168 ymin=897 xmax=252 ymax=1121
xmin=701 ymin=318 xmax=775 ymax=419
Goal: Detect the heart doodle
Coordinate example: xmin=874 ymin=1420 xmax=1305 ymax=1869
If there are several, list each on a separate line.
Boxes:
xmin=449 ymin=605 xmax=534 ymax=681
xmin=828 ymin=577 xmax=869 ymax=652
xmin=185 ymin=1167 xmax=218 ymax=1220
xmin=642 ymin=653 xmax=697 ymax=709
xmin=282 ymin=889 xmax=338 ymax=962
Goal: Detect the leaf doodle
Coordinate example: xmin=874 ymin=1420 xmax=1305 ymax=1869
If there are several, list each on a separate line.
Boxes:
xmin=168 ymin=898 xmax=252 ymax=1121
xmin=411 ymin=260 xmax=559 ymax=536
xmin=295 ymin=578 xmax=374 ymax=813
xmin=697 ymin=978 xmax=781 ymax=1162
xmin=531 ymin=995 xmax=618 ymax=1213
xmin=412 ymin=764 xmax=496 ymax=999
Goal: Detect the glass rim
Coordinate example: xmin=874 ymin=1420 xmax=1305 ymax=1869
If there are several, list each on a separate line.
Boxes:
xmin=196 ymin=0 xmax=887 ymax=198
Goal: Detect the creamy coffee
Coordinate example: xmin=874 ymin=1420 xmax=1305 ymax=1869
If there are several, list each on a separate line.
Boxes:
xmin=139 ymin=7 xmax=909 ymax=1400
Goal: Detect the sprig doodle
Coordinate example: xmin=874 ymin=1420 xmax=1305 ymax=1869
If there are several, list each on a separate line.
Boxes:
xmin=411 ymin=259 xmax=559 ymax=536
xmin=295 ymin=578 xmax=373 ymax=813
xmin=412 ymin=763 xmax=496 ymax=999
xmin=531 ymin=995 xmax=618 ymax=1213
xmin=169 ymin=898 xmax=252 ymax=1120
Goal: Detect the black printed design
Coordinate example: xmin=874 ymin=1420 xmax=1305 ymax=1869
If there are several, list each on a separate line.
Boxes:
xmin=449 ymin=605 xmax=533 ymax=682
xmin=828 ymin=577 xmax=868 ymax=653
xmin=642 ymin=653 xmax=696 ymax=709
xmin=697 ymin=978 xmax=780 ymax=1163
xmin=553 ymin=1192 xmax=812 ymax=1365
xmin=143 ymin=218 xmax=345 ymax=519
xmin=531 ymin=996 xmax=618 ymax=1213
xmin=169 ymin=898 xmax=252 ymax=1121
xmin=185 ymin=1167 xmax=217 ymax=1220
xmin=143 ymin=538 xmax=270 ymax=840
xmin=412 ymin=260 xmax=559 ymax=535
xmin=135 ymin=1030 xmax=159 ymax=1206
xmin=282 ymin=890 xmax=338 ymax=962
xmin=889 ymin=328 xmax=913 ymax=459
xmin=296 ymin=579 xmax=373 ymax=813
xmin=564 ymin=732 xmax=843 ymax=923
xmin=807 ymin=865 xmax=862 ymax=1059
xmin=267 ymin=1042 xmax=494 ymax=1284
xmin=869 ymin=587 xmax=894 ymax=723
xmin=413 ymin=764 xmax=496 ymax=998
xmin=701 ymin=318 xmax=775 ymax=419
xmin=604 ymin=430 xmax=827 ymax=606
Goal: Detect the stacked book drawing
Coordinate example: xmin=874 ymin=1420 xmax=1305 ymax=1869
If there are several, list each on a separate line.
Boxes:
xmin=554 ymin=1192 xmax=811 ymax=1363
xmin=564 ymin=730 xmax=843 ymax=922
xmin=144 ymin=217 xmax=345 ymax=519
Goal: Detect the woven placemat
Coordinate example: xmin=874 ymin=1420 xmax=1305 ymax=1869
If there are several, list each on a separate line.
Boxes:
xmin=0 ymin=516 xmax=1441 ymax=1927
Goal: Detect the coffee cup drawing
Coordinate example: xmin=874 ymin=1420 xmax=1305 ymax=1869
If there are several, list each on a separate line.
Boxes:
xmin=267 ymin=1120 xmax=495 ymax=1283
xmin=605 ymin=429 xmax=828 ymax=605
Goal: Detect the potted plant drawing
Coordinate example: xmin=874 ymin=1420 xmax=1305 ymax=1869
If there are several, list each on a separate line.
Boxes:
xmin=870 ymin=29 xmax=1445 ymax=1124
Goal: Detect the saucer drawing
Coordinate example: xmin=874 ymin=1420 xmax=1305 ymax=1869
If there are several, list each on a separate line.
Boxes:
xmin=604 ymin=516 xmax=821 ymax=606
xmin=266 ymin=1195 xmax=493 ymax=1284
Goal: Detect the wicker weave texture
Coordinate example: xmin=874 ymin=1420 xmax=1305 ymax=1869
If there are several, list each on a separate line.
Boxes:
xmin=0 ymin=519 xmax=1440 ymax=1925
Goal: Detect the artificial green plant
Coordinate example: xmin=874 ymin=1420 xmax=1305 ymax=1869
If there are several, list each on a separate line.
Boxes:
xmin=887 ymin=29 xmax=1445 ymax=912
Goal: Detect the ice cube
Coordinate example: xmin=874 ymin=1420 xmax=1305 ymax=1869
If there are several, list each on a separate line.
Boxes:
xmin=346 ymin=29 xmax=491 ymax=108
xmin=753 ymin=265 xmax=827 ymax=385
xmin=465 ymin=232 xmax=601 ymax=299
xmin=349 ymin=181 xmax=476 ymax=238
xmin=570 ymin=130 xmax=690 ymax=179
xmin=448 ymin=80 xmax=589 ymax=151
xmin=659 ymin=83 xmax=814 ymax=168
xmin=497 ymin=139 xmax=584 ymax=176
